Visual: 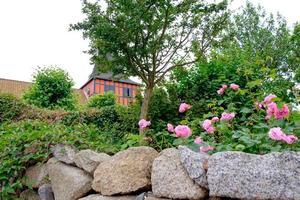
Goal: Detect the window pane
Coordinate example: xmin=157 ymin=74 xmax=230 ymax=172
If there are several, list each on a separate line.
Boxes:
xmin=123 ymin=88 xmax=132 ymax=97
xmin=104 ymin=85 xmax=115 ymax=92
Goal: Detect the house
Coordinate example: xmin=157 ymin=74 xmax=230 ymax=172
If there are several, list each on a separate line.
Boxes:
xmin=80 ymin=69 xmax=140 ymax=105
xmin=0 ymin=70 xmax=140 ymax=106
xmin=0 ymin=78 xmax=87 ymax=104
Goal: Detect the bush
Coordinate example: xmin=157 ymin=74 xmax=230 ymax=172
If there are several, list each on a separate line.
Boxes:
xmin=0 ymin=120 xmax=123 ymax=199
xmin=23 ymin=66 xmax=77 ymax=110
xmin=0 ymin=94 xmax=25 ymax=123
xmin=87 ymin=92 xmax=116 ymax=109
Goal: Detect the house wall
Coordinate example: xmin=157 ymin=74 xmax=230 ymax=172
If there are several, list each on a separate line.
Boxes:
xmin=82 ymin=78 xmax=139 ymax=106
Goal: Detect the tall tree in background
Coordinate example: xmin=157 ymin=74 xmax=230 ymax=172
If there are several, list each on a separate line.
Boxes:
xmin=71 ymin=0 xmax=229 ymax=121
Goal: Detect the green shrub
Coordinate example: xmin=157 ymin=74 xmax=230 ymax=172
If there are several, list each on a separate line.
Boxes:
xmin=0 ymin=120 xmax=123 ymax=199
xmin=87 ymin=92 xmax=116 ymax=109
xmin=0 ymin=94 xmax=25 ymax=123
xmin=23 ymin=66 xmax=77 ymax=110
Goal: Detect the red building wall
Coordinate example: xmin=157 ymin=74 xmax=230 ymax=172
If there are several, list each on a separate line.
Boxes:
xmin=82 ymin=78 xmax=139 ymax=106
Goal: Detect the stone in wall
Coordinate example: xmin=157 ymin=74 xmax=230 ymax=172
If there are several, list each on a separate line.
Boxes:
xmin=152 ymin=148 xmax=208 ymax=200
xmin=179 ymin=146 xmax=209 ymax=189
xmin=24 ymin=163 xmax=48 ymax=188
xmin=92 ymin=146 xmax=158 ymax=195
xmin=47 ymin=157 xmax=92 ymax=200
xmin=51 ymin=144 xmax=76 ymax=165
xmin=208 ymin=151 xmax=300 ymax=199
xmin=74 ymin=149 xmax=110 ymax=174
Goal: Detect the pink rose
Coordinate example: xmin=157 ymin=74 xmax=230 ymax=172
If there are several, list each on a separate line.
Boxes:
xmin=230 ymin=83 xmax=240 ymax=90
xmin=202 ymin=119 xmax=215 ymax=134
xmin=222 ymin=84 xmax=228 ymax=89
xmin=220 ymin=112 xmax=235 ymax=121
xmin=167 ymin=123 xmax=175 ymax=133
xmin=200 ymin=146 xmax=214 ymax=153
xmin=138 ymin=119 xmax=151 ymax=129
xmin=211 ymin=117 xmax=219 ymax=123
xmin=202 ymin=119 xmax=212 ymax=130
xmin=179 ymin=103 xmax=192 ymax=113
xmin=266 ymin=102 xmax=278 ymax=119
xmin=268 ymin=127 xmax=286 ymax=141
xmin=283 ymin=135 xmax=298 ymax=144
xmin=174 ymin=125 xmax=192 ymax=138
xmin=263 ymin=94 xmax=277 ymax=105
xmin=275 ymin=104 xmax=289 ymax=119
xmin=194 ymin=137 xmax=203 ymax=144
xmin=217 ymin=88 xmax=225 ymax=95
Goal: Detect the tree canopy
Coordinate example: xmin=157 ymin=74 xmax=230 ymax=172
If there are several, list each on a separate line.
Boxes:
xmin=71 ymin=0 xmax=229 ymax=120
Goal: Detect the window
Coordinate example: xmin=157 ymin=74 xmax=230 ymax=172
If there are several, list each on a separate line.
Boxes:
xmin=104 ymin=85 xmax=115 ymax=92
xmin=123 ymin=88 xmax=132 ymax=97
xmin=85 ymin=88 xmax=91 ymax=96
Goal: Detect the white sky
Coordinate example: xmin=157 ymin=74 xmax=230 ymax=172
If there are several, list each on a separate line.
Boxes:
xmin=0 ymin=0 xmax=299 ymax=88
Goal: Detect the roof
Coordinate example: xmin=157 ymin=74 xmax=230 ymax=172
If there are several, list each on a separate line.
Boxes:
xmin=0 ymin=78 xmax=87 ymax=104
xmin=81 ymin=71 xmax=141 ymax=89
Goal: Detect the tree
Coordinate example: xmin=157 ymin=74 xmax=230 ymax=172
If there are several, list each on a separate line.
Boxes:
xmin=24 ymin=66 xmax=76 ymax=110
xmin=71 ymin=0 xmax=229 ymax=122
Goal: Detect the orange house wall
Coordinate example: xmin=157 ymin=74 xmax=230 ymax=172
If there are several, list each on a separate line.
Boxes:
xmin=83 ymin=78 xmax=139 ymax=106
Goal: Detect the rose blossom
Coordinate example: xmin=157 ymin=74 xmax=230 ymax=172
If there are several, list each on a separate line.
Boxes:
xmin=220 ymin=112 xmax=235 ymax=121
xmin=283 ymin=135 xmax=298 ymax=144
xmin=263 ymin=94 xmax=277 ymax=105
xmin=217 ymin=88 xmax=225 ymax=95
xmin=211 ymin=117 xmax=219 ymax=123
xmin=266 ymin=102 xmax=278 ymax=119
xmin=268 ymin=127 xmax=286 ymax=141
xmin=179 ymin=103 xmax=192 ymax=113
xmin=167 ymin=123 xmax=175 ymax=133
xmin=230 ymin=83 xmax=240 ymax=90
xmin=202 ymin=119 xmax=215 ymax=134
xmin=275 ymin=104 xmax=289 ymax=119
xmin=194 ymin=137 xmax=203 ymax=144
xmin=200 ymin=146 xmax=214 ymax=153
xmin=222 ymin=84 xmax=228 ymax=89
xmin=255 ymin=102 xmax=264 ymax=109
xmin=138 ymin=119 xmax=151 ymax=129
xmin=174 ymin=125 xmax=192 ymax=138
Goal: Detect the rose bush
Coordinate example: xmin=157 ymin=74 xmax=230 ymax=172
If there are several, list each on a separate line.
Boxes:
xmin=141 ymin=84 xmax=300 ymax=154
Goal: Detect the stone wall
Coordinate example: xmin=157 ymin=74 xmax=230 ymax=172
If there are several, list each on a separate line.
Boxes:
xmin=20 ymin=145 xmax=300 ymax=200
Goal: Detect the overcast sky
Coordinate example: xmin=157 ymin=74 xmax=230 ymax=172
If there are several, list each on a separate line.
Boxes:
xmin=0 ymin=0 xmax=299 ymax=88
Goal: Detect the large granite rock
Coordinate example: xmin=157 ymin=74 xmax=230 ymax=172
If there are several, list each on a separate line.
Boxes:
xmin=47 ymin=157 xmax=92 ymax=200
xmin=74 ymin=149 xmax=110 ymax=174
xmin=51 ymin=144 xmax=76 ymax=165
xmin=208 ymin=151 xmax=300 ymax=199
xmin=92 ymin=146 xmax=158 ymax=195
xmin=20 ymin=189 xmax=41 ymax=200
xmin=38 ymin=184 xmax=54 ymax=200
xmin=79 ymin=194 xmax=136 ymax=200
xmin=152 ymin=148 xmax=208 ymax=200
xmin=179 ymin=146 xmax=209 ymax=189
xmin=24 ymin=163 xmax=48 ymax=188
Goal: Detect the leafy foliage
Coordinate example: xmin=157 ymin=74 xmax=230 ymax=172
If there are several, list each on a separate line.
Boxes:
xmin=23 ymin=66 xmax=77 ymax=110
xmin=0 ymin=94 xmax=25 ymax=123
xmin=87 ymin=92 xmax=116 ymax=109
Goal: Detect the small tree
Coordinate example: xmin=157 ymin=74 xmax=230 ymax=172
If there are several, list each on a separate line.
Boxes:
xmin=71 ymin=0 xmax=229 ymax=122
xmin=87 ymin=92 xmax=116 ymax=109
xmin=24 ymin=66 xmax=76 ymax=110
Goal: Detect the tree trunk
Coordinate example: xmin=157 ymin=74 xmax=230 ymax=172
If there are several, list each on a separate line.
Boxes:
xmin=139 ymin=85 xmax=153 ymax=144
xmin=140 ymin=86 xmax=153 ymax=120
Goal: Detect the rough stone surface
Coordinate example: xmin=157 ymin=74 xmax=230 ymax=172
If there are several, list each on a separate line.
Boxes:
xmin=74 ymin=149 xmax=110 ymax=174
xmin=143 ymin=192 xmax=170 ymax=200
xmin=152 ymin=148 xmax=208 ymax=200
xmin=38 ymin=184 xmax=54 ymax=200
xmin=179 ymin=145 xmax=209 ymax=189
xmin=24 ymin=163 xmax=48 ymax=188
xmin=47 ymin=157 xmax=92 ymax=200
xmin=79 ymin=194 xmax=136 ymax=200
xmin=20 ymin=189 xmax=41 ymax=200
xmin=92 ymin=146 xmax=158 ymax=195
xmin=208 ymin=151 xmax=300 ymax=199
xmin=51 ymin=144 xmax=76 ymax=165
